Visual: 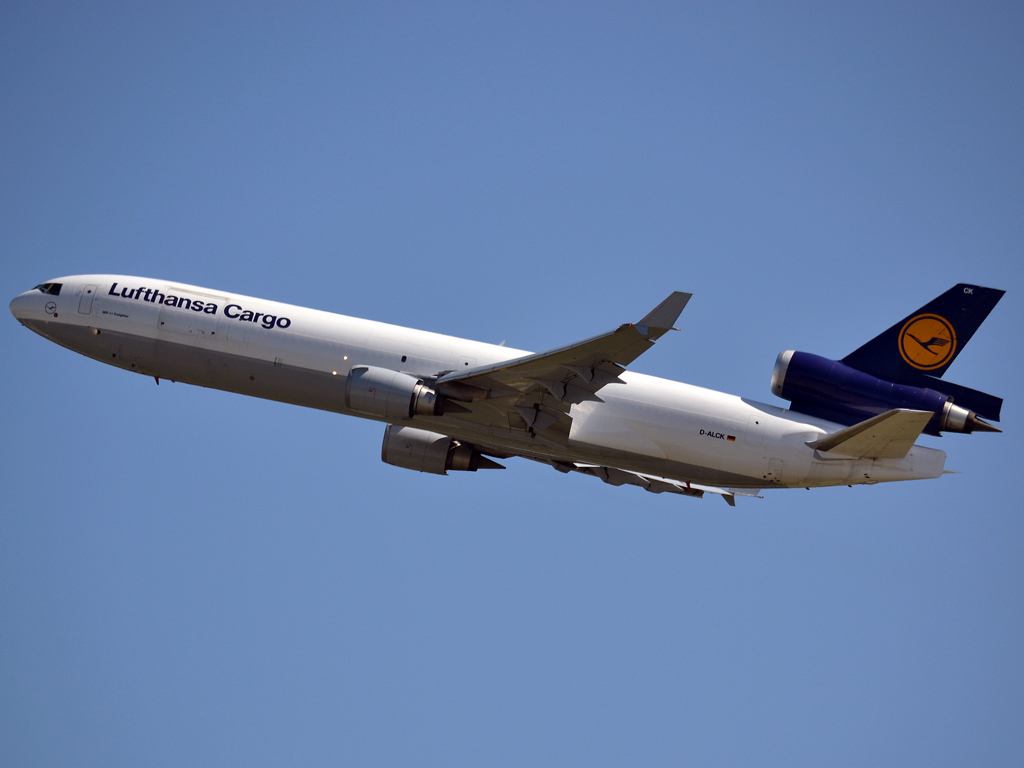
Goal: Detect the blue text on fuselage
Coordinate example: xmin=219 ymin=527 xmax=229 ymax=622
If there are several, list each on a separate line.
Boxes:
xmin=107 ymin=283 xmax=291 ymax=329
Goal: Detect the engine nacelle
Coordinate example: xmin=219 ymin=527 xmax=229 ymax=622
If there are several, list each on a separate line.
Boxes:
xmin=771 ymin=350 xmax=995 ymax=435
xmin=345 ymin=366 xmax=442 ymax=420
xmin=381 ymin=425 xmax=504 ymax=475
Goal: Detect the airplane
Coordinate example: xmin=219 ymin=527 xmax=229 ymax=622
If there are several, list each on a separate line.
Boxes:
xmin=10 ymin=277 xmax=1004 ymax=505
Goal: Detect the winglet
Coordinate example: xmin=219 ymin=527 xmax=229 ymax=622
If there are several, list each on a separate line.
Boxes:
xmin=638 ymin=292 xmax=692 ymax=338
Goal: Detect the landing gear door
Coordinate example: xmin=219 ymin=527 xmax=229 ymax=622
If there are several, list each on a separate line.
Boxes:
xmin=78 ymin=285 xmax=97 ymax=314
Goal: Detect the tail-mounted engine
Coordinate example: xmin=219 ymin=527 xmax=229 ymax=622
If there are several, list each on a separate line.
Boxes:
xmin=771 ymin=351 xmax=1000 ymax=435
xmin=381 ymin=425 xmax=505 ymax=475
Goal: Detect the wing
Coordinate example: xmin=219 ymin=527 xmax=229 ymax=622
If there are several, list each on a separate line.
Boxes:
xmin=432 ymin=292 xmax=691 ymax=447
xmin=541 ymin=458 xmax=763 ymax=506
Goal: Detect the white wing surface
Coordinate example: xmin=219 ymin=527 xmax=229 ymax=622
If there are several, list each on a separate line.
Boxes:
xmin=431 ymin=292 xmax=691 ymax=447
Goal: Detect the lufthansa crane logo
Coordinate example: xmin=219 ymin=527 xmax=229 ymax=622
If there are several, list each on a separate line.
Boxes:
xmin=898 ymin=314 xmax=957 ymax=370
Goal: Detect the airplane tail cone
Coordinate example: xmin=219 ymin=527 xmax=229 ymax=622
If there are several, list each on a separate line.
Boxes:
xmin=968 ymin=414 xmax=1002 ymax=433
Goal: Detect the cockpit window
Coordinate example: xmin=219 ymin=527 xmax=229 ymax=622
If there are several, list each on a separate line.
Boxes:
xmin=33 ymin=283 xmax=62 ymax=295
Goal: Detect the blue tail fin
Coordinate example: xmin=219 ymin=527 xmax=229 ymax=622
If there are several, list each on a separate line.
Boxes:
xmin=840 ymin=283 xmax=1005 ymax=420
xmin=842 ymin=283 xmax=1004 ymax=380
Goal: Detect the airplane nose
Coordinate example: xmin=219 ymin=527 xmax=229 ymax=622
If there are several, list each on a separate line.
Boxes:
xmin=9 ymin=292 xmax=35 ymax=321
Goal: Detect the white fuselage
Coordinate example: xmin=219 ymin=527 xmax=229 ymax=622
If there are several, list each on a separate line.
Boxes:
xmin=10 ymin=275 xmax=946 ymax=490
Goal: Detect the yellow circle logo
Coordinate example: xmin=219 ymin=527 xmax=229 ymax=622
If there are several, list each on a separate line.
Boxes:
xmin=898 ymin=314 xmax=957 ymax=370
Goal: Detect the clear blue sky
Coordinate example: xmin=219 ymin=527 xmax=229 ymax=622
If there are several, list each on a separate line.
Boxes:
xmin=2 ymin=3 xmax=1021 ymax=766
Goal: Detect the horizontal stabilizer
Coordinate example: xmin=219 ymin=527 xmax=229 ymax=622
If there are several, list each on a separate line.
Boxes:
xmin=808 ymin=409 xmax=932 ymax=459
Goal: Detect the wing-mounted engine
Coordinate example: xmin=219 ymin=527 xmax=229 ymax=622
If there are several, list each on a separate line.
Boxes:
xmin=345 ymin=366 xmax=469 ymax=420
xmin=381 ymin=425 xmax=504 ymax=475
xmin=771 ymin=351 xmax=1000 ymax=435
